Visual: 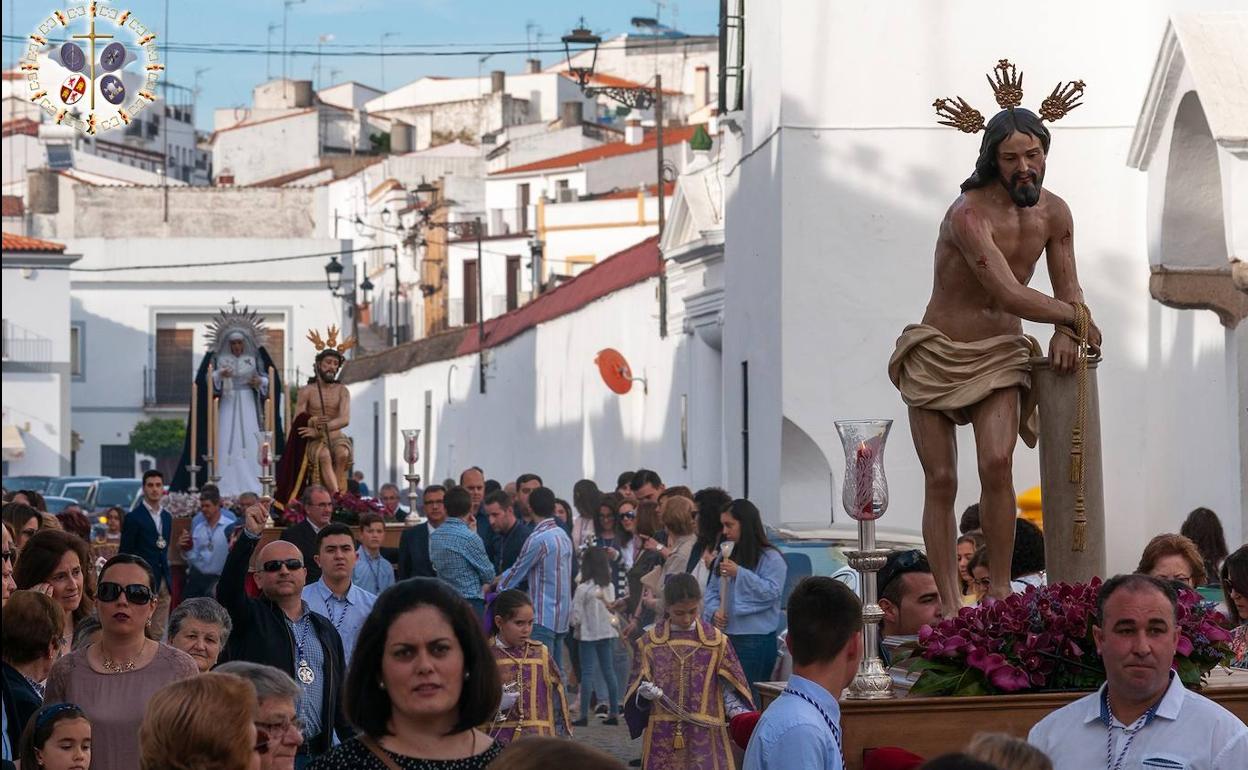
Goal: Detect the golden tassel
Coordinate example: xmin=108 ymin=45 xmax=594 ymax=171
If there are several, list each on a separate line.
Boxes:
xmin=673 ymin=728 xmax=685 ymax=750
xmin=1069 ymin=430 xmax=1083 ymax=483
xmin=1071 ymin=496 xmax=1088 ymax=552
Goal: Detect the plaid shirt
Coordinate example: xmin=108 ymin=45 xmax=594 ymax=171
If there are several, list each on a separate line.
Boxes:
xmin=429 ymin=517 xmax=495 ymax=600
xmin=498 ymin=517 xmax=572 ymax=633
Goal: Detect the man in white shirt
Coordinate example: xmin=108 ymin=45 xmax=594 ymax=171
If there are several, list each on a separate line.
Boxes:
xmin=1029 ymin=574 xmax=1247 ymax=770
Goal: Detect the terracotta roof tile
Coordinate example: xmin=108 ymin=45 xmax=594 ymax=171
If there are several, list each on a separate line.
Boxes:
xmin=1 ymin=118 xmax=39 ymax=138
xmin=1 ymin=196 xmax=24 ymax=217
xmin=2 ymin=232 xmax=65 ymax=252
xmin=490 ymin=126 xmax=696 ymax=176
xmin=456 ymin=235 xmax=660 ymax=355
xmin=587 ymin=182 xmax=676 ymax=201
xmin=558 ymin=71 xmax=682 ymax=96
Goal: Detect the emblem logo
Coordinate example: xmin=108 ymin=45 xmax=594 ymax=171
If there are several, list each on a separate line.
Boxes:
xmin=19 ymin=3 xmax=164 ymax=136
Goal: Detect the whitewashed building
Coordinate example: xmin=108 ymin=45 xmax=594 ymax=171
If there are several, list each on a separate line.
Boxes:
xmin=2 ymin=233 xmax=79 ymax=476
xmin=716 ymin=0 xmax=1247 ymax=571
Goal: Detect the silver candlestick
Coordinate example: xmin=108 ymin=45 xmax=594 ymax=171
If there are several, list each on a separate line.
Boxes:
xmin=835 ymin=418 xmax=895 ymax=700
xmin=401 ymin=429 xmax=424 ymax=524
xmin=186 ymin=463 xmax=201 ymax=494
xmin=256 ymin=430 xmax=275 ymax=499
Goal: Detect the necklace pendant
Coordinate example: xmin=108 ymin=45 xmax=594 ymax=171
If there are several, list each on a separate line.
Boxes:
xmin=155 ymin=536 xmax=167 ymax=549
xmin=297 ymin=661 xmax=315 ymax=684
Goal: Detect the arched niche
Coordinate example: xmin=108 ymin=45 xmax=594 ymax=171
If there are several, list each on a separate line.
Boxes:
xmin=1159 ymin=92 xmax=1227 ymax=270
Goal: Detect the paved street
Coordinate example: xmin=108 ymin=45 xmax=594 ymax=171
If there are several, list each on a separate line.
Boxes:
xmin=572 ymin=716 xmax=640 ymax=764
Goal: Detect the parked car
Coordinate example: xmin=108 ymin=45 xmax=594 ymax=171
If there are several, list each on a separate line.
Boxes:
xmin=46 ymin=476 xmax=108 ymax=497
xmin=2 ymin=475 xmax=54 ymax=494
xmin=768 ymin=524 xmax=926 ymax=682
xmin=58 ymin=481 xmax=95 ymax=505
xmin=84 ymin=479 xmax=142 ymax=513
xmin=43 ymin=496 xmax=82 ymax=514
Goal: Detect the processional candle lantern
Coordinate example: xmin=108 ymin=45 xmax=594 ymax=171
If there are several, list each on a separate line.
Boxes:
xmin=401 ymin=429 xmax=424 ymax=524
xmin=835 ymin=419 xmax=895 ymax=699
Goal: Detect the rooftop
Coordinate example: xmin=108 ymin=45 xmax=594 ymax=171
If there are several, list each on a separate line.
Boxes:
xmin=2 ymin=232 xmax=65 ymax=252
xmin=490 ymin=125 xmax=697 ymax=176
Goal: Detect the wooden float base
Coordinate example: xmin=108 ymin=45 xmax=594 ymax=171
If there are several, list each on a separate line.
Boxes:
xmin=756 ymin=668 xmax=1248 ymax=770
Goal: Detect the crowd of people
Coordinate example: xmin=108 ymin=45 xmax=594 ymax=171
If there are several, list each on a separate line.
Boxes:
xmin=1 ymin=467 xmax=1245 ymax=770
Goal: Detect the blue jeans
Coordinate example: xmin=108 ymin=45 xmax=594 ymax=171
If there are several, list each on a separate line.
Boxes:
xmin=579 ymin=638 xmax=619 ymax=717
xmin=531 ymin=624 xmax=567 ymax=673
xmin=729 ymin=632 xmax=778 ymax=702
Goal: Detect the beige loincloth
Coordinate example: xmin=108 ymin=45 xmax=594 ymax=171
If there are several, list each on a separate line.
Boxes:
xmin=888 ymin=323 xmax=1042 ymax=448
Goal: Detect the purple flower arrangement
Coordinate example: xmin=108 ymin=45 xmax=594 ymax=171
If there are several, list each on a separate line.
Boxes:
xmin=907 ymin=578 xmax=1233 ymax=696
xmin=278 ymin=491 xmax=388 ymax=526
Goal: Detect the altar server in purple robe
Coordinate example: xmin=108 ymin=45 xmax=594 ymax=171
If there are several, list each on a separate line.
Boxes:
xmin=487 ymin=590 xmax=572 ymax=745
xmin=625 ymin=573 xmax=754 ymax=770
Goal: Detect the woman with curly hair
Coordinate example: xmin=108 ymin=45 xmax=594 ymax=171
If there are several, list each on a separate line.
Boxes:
xmin=13 ymin=529 xmax=95 ymax=649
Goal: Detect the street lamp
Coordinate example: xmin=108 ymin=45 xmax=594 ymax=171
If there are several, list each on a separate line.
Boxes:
xmin=359 ymin=274 xmax=375 ymax=305
xmin=561 ymin=19 xmax=670 ymax=335
xmin=324 ymin=255 xmax=345 ymax=294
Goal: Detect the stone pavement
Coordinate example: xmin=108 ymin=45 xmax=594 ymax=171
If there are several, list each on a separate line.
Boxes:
xmin=572 ymin=715 xmax=640 ymax=764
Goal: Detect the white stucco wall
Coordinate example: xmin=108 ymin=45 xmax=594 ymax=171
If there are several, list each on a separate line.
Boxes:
xmin=349 ymin=279 xmax=699 ymax=497
xmin=212 ymin=110 xmax=320 ymax=185
xmin=724 ymin=0 xmax=1246 ymax=571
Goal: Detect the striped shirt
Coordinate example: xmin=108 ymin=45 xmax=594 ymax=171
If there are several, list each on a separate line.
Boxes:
xmin=429 ymin=517 xmax=495 ymax=600
xmin=498 ymin=517 xmax=573 ymax=633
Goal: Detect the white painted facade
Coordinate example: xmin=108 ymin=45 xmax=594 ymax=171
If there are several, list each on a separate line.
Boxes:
xmin=719 ymin=0 xmax=1247 ymax=573
xmin=2 ymin=240 xmax=79 ymax=476
xmin=365 ymin=72 xmax=593 ymax=126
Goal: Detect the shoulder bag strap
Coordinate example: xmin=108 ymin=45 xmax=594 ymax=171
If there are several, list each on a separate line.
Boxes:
xmin=359 ymin=735 xmax=403 ymax=770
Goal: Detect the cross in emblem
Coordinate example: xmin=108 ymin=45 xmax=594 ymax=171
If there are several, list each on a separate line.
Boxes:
xmin=72 ymin=16 xmax=113 ymax=110
xmin=228 ymin=297 xmax=241 ymax=312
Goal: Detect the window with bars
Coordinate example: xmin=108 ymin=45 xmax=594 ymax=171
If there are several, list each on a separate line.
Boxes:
xmin=100 ymin=444 xmax=135 ymax=479
xmin=718 ymin=0 xmax=745 ymax=114
xmin=154 ymin=328 xmax=193 ymax=405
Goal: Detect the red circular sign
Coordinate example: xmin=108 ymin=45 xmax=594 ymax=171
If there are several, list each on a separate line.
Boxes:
xmin=595 ymin=348 xmax=634 ymax=394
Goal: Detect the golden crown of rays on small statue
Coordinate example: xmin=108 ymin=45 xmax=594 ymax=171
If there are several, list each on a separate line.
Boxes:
xmin=306 ymin=325 xmax=357 ymax=356
xmin=932 ymin=59 xmax=1086 ymax=134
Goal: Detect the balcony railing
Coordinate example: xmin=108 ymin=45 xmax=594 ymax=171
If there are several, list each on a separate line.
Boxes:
xmin=1 ymin=319 xmax=52 ymax=372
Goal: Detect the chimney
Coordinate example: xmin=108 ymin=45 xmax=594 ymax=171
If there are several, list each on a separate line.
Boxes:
xmin=624 ymin=118 xmax=643 ymax=145
xmin=694 ymin=65 xmax=709 ymax=108
xmin=525 ymin=58 xmax=541 ymax=74
xmin=561 ymin=101 xmax=583 ymax=127
xmin=490 ymin=70 xmax=506 ymax=94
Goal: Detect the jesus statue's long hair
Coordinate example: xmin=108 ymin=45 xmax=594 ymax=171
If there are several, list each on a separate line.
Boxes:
xmin=960 ymin=108 xmax=1051 ymax=192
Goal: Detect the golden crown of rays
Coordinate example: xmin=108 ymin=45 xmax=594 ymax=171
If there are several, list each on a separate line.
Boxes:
xmin=932 ymin=59 xmax=1086 ymax=134
xmin=306 ymin=325 xmax=357 ymax=356
xmin=206 ymin=305 xmax=268 ymax=353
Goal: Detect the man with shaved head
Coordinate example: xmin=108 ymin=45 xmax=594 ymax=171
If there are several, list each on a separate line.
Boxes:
xmin=460 ymin=466 xmax=496 ymax=559
xmin=218 ymin=497 xmax=353 ymax=763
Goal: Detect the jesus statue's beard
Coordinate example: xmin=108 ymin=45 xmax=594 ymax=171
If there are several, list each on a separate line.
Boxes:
xmin=1003 ymin=171 xmax=1042 ymax=208
xmin=318 ymin=369 xmax=338 ymax=384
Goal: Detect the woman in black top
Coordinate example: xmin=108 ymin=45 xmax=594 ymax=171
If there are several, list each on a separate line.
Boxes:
xmin=309 ymin=579 xmax=502 ymax=770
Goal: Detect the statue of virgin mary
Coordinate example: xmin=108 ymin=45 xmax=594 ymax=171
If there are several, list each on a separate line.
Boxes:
xmin=170 ymin=305 xmax=284 ymax=496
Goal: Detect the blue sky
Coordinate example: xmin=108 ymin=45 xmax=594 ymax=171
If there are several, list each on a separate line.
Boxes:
xmin=3 ymin=0 xmax=718 ymax=131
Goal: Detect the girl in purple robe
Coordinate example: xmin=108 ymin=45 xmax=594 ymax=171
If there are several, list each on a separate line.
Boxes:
xmin=625 ymin=573 xmax=754 ymax=770
xmin=488 ymin=590 xmax=572 ymax=745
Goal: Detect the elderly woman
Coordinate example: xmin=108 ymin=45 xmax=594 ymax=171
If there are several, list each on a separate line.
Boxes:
xmin=1 ymin=590 xmax=65 ymax=754
xmin=14 ymin=529 xmax=94 ymax=650
xmin=140 ymin=671 xmax=262 ymax=770
xmin=168 ymin=597 xmax=233 ymax=673
xmin=217 ymin=661 xmax=305 ymax=770
xmin=44 ymin=553 xmax=198 ymax=770
xmin=1136 ymin=533 xmax=1207 ymax=588
xmin=308 ymin=578 xmax=502 ymax=769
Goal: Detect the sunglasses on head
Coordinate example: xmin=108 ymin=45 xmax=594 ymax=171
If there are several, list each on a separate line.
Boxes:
xmin=262 ymin=558 xmax=304 ymax=573
xmin=877 ymin=549 xmax=929 ymax=595
xmin=97 ymin=581 xmax=154 ymax=605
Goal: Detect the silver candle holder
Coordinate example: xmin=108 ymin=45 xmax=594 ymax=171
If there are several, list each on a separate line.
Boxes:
xmin=256 ymin=430 xmax=275 ymax=499
xmin=401 ymin=429 xmax=424 ymax=524
xmin=835 ymin=418 xmax=895 ymax=700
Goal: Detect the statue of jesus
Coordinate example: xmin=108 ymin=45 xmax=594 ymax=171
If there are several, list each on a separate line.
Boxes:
xmin=274 ymin=326 xmax=355 ymax=511
xmin=888 ymin=61 xmax=1101 ymax=617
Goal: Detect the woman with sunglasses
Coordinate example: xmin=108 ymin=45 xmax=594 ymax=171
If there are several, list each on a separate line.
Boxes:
xmin=1223 ymin=545 xmax=1248 ymax=670
xmin=139 ymin=672 xmax=262 ymax=770
xmin=3 ymin=501 xmax=42 ymax=550
xmin=13 ymin=530 xmax=94 ymax=651
xmin=44 ymin=553 xmax=198 ymax=770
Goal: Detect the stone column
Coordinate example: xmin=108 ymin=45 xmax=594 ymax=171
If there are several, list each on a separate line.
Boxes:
xmin=1030 ymin=357 xmax=1106 ymax=584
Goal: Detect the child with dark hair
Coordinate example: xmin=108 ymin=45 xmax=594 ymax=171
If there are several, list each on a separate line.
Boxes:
xmin=488 ymin=589 xmax=572 ymax=745
xmin=570 ymin=547 xmax=620 ymax=726
xmin=625 ymin=573 xmax=754 ymax=770
xmin=18 ymin=702 xmax=92 ymax=770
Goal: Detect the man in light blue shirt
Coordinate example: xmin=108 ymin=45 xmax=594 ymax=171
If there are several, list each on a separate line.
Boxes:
xmin=496 ymin=487 xmax=572 ymax=665
xmin=429 ymin=486 xmax=495 ymax=618
xmin=180 ymin=484 xmax=236 ymax=599
xmin=352 ymin=512 xmax=395 ymax=596
xmin=301 ymin=522 xmax=376 ymax=665
xmin=743 ymin=576 xmax=862 ymax=770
